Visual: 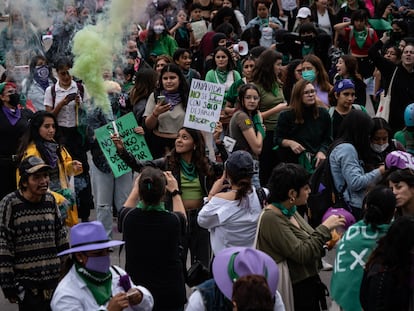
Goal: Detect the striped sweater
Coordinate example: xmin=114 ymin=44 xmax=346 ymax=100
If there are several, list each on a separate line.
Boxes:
xmin=0 ymin=190 xmax=69 ymax=298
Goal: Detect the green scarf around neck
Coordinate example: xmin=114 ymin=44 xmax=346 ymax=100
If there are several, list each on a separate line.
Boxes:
xmin=271 ymin=202 xmax=297 ymax=218
xmin=180 ymin=158 xmax=198 ymax=181
xmin=75 ymin=263 xmax=112 ymax=306
xmin=353 ymin=28 xmax=368 ymax=49
xmin=137 ymin=201 xmax=167 ymax=212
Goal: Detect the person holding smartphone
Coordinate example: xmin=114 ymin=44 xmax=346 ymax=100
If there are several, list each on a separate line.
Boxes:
xmin=143 ymin=64 xmax=189 ymax=159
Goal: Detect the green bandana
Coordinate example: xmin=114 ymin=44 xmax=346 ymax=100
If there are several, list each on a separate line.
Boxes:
xmin=271 ymin=202 xmax=297 ymax=218
xmin=137 ymin=201 xmax=167 ymax=212
xmin=353 ymin=28 xmax=368 ymax=49
xmin=302 ymin=44 xmax=314 ymax=56
xmin=180 ymin=158 xmax=198 ymax=181
xmin=252 ymin=114 xmax=266 ymax=138
xmin=75 ymin=263 xmax=112 ymax=306
xmin=214 ymin=69 xmax=229 ymax=84
xmin=271 ymin=82 xmax=279 ymax=97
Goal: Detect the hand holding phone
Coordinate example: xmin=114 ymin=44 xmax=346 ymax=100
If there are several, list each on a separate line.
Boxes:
xmin=66 ymin=93 xmax=77 ymax=101
xmin=157 ymin=95 xmax=166 ymax=105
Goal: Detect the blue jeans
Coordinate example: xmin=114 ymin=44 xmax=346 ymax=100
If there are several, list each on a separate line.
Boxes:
xmin=91 ymin=162 xmax=133 ymax=238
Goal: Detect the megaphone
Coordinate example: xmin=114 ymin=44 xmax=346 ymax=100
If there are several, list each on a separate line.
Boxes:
xmin=233 ymin=41 xmax=249 ymax=56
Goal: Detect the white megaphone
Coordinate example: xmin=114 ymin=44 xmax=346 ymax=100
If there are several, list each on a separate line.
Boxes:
xmin=233 ymin=41 xmax=248 ymax=56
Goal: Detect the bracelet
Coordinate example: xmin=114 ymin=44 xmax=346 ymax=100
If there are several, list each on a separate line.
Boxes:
xmin=171 ymin=189 xmax=182 ymax=197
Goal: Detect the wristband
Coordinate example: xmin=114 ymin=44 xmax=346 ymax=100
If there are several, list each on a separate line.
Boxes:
xmin=171 ymin=189 xmax=182 ymax=197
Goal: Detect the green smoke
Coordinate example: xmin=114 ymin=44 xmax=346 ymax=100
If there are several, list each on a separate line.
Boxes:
xmin=71 ymin=0 xmax=139 ymax=114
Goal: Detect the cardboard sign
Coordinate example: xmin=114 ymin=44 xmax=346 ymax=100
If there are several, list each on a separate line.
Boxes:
xmin=94 ymin=112 xmax=152 ymax=177
xmin=183 ymin=79 xmax=225 ymax=133
xmin=191 ymin=20 xmax=208 ymax=42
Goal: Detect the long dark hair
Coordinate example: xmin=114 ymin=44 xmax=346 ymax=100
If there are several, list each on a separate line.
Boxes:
xmin=238 ymin=83 xmax=260 ymax=116
xmin=283 ymin=59 xmax=302 ymax=103
xmin=157 ymin=63 xmax=189 ymax=108
xmin=335 ymin=110 xmax=373 ymax=161
xmin=167 ymin=127 xmax=211 ymax=177
xmin=17 ymin=111 xmax=63 ymax=165
xmin=252 ymin=49 xmax=283 ymax=92
xmin=365 ymin=216 xmax=414 ymax=291
xmin=146 ymin=14 xmax=170 ymax=53
xmin=212 ymin=46 xmax=236 ymax=71
xmin=363 ymin=185 xmax=396 ymax=230
xmin=129 ymin=68 xmax=158 ymax=104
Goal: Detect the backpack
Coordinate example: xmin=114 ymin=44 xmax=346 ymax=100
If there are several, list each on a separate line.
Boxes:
xmin=307 ymin=142 xmax=349 ymax=228
xmin=50 ymin=82 xmax=84 ymax=108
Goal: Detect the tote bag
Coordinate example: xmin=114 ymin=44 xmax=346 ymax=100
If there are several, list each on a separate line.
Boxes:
xmin=376 ymin=68 xmax=397 ymax=121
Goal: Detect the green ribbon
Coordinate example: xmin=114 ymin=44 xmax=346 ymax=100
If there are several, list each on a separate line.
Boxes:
xmin=353 ymin=28 xmax=368 ymax=49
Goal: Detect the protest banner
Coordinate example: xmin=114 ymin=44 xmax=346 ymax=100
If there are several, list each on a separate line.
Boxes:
xmin=184 ymin=79 xmax=225 ymax=133
xmin=94 ymin=112 xmax=152 ymax=177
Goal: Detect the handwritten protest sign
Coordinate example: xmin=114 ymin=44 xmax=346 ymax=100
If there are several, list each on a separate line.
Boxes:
xmin=95 ymin=112 xmax=152 ymax=178
xmin=184 ymin=79 xmax=225 ymax=133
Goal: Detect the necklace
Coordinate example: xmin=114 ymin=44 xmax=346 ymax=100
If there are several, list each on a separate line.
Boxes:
xmin=271 ymin=202 xmax=297 ymax=218
xmin=180 ymin=158 xmax=198 ymax=181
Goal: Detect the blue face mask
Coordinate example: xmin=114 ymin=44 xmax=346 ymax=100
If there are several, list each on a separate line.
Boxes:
xmin=302 ymin=69 xmax=316 ymax=82
xmin=85 ymin=255 xmax=110 ymax=273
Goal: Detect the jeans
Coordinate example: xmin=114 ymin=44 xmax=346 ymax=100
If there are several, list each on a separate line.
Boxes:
xmin=91 ymin=161 xmax=133 ymax=238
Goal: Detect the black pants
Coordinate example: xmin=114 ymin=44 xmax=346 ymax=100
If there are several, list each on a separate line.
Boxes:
xmin=59 ymin=126 xmax=94 ymax=220
xmin=259 ymin=131 xmax=279 ymax=186
xmin=292 ymin=275 xmax=328 ymax=311
xmin=18 ymin=288 xmax=52 ymax=311
xmin=182 ymin=208 xmax=211 ymax=268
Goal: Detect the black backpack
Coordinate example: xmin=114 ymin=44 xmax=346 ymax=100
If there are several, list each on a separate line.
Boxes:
xmin=307 ymin=142 xmax=348 ymax=228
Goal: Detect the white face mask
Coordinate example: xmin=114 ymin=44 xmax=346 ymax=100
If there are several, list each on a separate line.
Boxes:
xmin=370 ymin=143 xmax=389 ymax=153
xmin=153 ymin=25 xmax=165 ymax=34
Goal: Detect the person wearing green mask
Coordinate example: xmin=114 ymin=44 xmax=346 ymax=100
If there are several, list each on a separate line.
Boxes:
xmin=334 ymin=9 xmax=378 ymax=79
xmin=301 ymin=54 xmax=333 ymax=107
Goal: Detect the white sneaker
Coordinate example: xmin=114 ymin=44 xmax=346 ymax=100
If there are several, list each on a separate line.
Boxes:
xmin=321 ymin=258 xmax=333 ymax=271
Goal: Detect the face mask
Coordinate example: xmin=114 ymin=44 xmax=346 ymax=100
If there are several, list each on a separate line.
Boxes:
xmin=153 ymin=25 xmax=165 ymax=34
xmin=35 ymin=65 xmax=50 ymax=80
xmin=85 ymin=255 xmax=111 ymax=273
xmin=9 ymin=93 xmax=20 ymax=107
xmin=370 ymin=143 xmax=389 ymax=153
xmin=129 ymin=51 xmax=138 ymax=59
xmin=301 ymin=35 xmax=314 ymax=44
xmin=302 ymin=69 xmax=316 ymax=82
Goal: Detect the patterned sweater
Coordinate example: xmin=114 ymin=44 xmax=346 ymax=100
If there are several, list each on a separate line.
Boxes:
xmin=0 ymin=191 xmax=69 ymax=298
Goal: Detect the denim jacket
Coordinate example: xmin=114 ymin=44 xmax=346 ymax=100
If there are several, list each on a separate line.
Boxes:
xmin=329 ymin=143 xmax=381 ymax=209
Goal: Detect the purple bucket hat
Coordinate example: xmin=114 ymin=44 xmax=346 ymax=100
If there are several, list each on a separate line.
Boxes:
xmin=212 ymin=247 xmax=279 ymax=300
xmin=322 ymin=207 xmax=356 ymax=230
xmin=58 ymin=221 xmax=124 ymax=256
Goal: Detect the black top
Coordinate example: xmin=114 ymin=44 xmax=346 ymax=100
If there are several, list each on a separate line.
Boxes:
xmin=124 ymin=209 xmax=187 ymax=311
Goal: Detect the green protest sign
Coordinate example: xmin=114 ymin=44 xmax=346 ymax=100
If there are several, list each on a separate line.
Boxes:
xmin=94 ymin=112 xmax=153 ymax=177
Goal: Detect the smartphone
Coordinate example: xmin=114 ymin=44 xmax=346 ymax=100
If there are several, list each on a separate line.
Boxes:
xmin=157 ymin=95 xmax=166 ymax=104
xmin=67 ymin=93 xmax=77 ymax=101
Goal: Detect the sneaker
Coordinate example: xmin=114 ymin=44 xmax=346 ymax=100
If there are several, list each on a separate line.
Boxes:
xmin=321 ymin=258 xmax=333 ymax=271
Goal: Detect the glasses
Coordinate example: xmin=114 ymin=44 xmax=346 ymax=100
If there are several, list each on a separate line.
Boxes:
xmin=244 ymin=95 xmax=260 ymax=101
xmin=303 ymin=89 xmax=316 ymax=95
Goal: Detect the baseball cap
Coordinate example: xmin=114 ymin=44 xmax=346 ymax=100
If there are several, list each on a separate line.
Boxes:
xmin=297 ymin=7 xmax=311 ymax=19
xmin=225 ymin=150 xmax=255 ymax=177
xmin=19 ymin=156 xmax=51 ymax=176
xmin=333 ymin=79 xmax=355 ymax=93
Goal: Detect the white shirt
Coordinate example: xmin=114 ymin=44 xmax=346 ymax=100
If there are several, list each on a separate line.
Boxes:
xmin=44 ymin=80 xmax=81 ymax=128
xmin=185 ymin=288 xmax=286 ymax=311
xmin=197 ymin=187 xmax=262 ymax=254
xmin=51 ymin=265 xmax=154 ymax=311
